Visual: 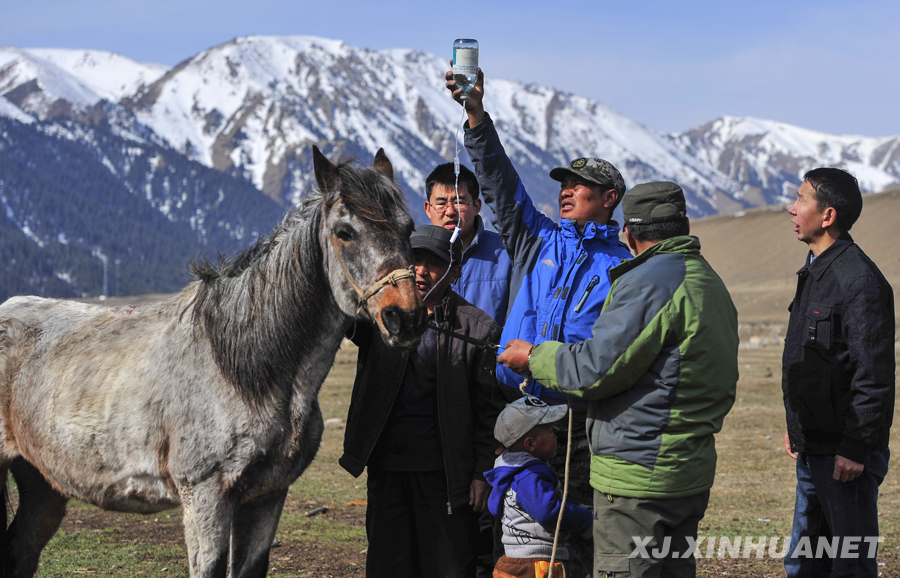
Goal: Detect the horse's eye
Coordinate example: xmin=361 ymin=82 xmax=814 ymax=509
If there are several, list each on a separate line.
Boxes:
xmin=336 ymin=229 xmax=354 ymax=242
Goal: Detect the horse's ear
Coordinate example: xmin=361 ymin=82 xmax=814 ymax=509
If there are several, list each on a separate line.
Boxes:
xmin=373 ymin=148 xmax=394 ymax=181
xmin=313 ymin=145 xmax=339 ymax=192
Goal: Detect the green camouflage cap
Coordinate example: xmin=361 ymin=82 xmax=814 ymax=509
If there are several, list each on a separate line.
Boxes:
xmin=549 ymin=157 xmax=626 ymax=197
xmin=621 ymin=181 xmax=687 ymax=225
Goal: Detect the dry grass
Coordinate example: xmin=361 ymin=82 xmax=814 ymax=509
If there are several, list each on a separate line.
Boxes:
xmin=697 ymin=346 xmax=900 ymax=576
xmin=16 ymin=190 xmax=900 ymax=575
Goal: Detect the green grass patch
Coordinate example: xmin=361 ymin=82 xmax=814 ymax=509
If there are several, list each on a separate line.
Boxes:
xmin=37 ymin=529 xmax=186 ymax=577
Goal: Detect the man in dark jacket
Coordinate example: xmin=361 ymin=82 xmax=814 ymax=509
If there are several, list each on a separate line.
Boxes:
xmin=782 ymin=167 xmax=895 ymax=577
xmin=340 ymin=225 xmax=502 ymax=578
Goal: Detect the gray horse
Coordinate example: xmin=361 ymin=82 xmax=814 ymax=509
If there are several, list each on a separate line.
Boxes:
xmin=0 ymin=146 xmax=425 ymax=577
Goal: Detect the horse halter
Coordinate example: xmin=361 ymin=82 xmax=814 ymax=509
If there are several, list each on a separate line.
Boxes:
xmin=326 ymin=200 xmax=415 ymax=314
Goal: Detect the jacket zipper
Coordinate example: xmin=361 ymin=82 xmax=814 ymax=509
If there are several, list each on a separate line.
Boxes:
xmin=573 ymin=275 xmax=601 ymax=313
xmin=435 ymin=307 xmax=454 ymax=515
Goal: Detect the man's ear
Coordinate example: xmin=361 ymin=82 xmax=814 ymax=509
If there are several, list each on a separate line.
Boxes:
xmin=448 ymin=263 xmax=463 ymax=284
xmin=624 ymin=226 xmax=639 ymax=255
xmin=472 ymin=197 xmax=482 ymax=216
xmin=604 ymin=189 xmax=619 ymax=210
xmin=821 ymin=206 xmax=838 ymax=230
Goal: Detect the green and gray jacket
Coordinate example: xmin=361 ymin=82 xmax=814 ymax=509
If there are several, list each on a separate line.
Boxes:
xmin=530 ymin=236 xmax=739 ymax=498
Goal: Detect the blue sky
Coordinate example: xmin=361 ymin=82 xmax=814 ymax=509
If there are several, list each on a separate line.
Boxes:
xmin=4 ymin=0 xmax=898 ymax=137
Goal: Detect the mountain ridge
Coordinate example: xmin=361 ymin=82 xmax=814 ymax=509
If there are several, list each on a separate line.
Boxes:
xmin=2 ymin=35 xmax=899 ymax=299
xmin=3 ymin=36 xmax=899 ymax=215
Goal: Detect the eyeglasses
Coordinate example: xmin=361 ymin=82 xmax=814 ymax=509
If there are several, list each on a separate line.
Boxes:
xmin=427 ymin=199 xmax=477 ymax=213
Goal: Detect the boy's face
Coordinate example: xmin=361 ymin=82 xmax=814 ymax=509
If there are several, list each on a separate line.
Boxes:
xmin=528 ymin=423 xmax=558 ymax=461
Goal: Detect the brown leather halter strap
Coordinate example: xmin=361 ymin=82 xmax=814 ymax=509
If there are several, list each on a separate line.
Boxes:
xmin=326 ymin=200 xmax=415 ymax=313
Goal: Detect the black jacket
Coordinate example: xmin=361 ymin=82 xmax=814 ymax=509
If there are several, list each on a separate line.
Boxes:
xmin=783 ymin=234 xmax=895 ymax=463
xmin=339 ymin=291 xmax=503 ymax=508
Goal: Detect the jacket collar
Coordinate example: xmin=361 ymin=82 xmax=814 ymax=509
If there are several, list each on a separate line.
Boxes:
xmin=463 ymin=215 xmax=486 ymax=260
xmin=432 ymin=290 xmax=459 ymax=327
xmin=560 ymin=218 xmax=622 ymax=243
xmin=799 ymin=233 xmax=855 ymax=281
xmin=609 ymin=235 xmax=700 ymax=282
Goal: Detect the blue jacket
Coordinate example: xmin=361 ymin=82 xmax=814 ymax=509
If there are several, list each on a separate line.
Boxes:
xmin=485 ymin=452 xmax=592 ymax=559
xmin=465 ymin=114 xmax=632 ymax=405
xmin=452 ymin=215 xmax=512 ymax=327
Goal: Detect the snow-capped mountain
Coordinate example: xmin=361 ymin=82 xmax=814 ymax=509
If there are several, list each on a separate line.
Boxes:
xmin=5 ymin=35 xmax=899 ymax=299
xmin=116 ymin=35 xmax=746 ymax=215
xmin=123 ymin=36 xmax=454 ymax=207
xmin=0 ymin=47 xmax=167 ymax=119
xmin=671 ymin=116 xmax=900 ymax=207
xmin=2 ymin=35 xmax=899 ymax=224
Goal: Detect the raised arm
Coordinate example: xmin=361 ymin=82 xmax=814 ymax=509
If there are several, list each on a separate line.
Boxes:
xmin=445 ymin=66 xmax=485 ymax=129
xmin=445 ymin=67 xmax=556 ymax=266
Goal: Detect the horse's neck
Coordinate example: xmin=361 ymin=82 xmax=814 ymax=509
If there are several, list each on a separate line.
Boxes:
xmin=247 ymin=247 xmax=347 ymax=372
xmin=194 ymin=228 xmax=351 ymax=406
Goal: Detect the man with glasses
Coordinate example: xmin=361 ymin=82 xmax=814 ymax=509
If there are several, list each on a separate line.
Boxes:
xmin=425 ymin=162 xmax=512 ymax=326
xmin=446 ymin=68 xmax=632 ymax=578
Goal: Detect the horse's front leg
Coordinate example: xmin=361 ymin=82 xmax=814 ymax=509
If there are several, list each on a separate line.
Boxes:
xmin=228 ymin=488 xmax=288 ymax=578
xmin=180 ymin=479 xmax=233 ymax=578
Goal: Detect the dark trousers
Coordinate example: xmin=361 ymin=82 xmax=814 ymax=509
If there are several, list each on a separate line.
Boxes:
xmin=366 ymin=468 xmax=478 ymax=578
xmin=785 ymin=450 xmax=889 ymax=578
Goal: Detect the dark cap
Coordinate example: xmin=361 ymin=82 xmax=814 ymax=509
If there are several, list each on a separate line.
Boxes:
xmin=549 ymin=157 xmax=626 ymax=197
xmin=621 ymin=181 xmax=687 ymax=225
xmin=410 ymin=225 xmax=462 ymax=263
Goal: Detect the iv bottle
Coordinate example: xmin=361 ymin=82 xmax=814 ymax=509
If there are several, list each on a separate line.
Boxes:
xmin=452 ymin=39 xmax=478 ymax=99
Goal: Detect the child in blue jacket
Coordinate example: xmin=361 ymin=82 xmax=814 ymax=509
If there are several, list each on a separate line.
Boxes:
xmin=485 ymin=397 xmax=593 ymax=578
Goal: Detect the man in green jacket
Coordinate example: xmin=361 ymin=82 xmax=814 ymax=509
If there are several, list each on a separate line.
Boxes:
xmin=498 ymin=182 xmax=739 ymax=577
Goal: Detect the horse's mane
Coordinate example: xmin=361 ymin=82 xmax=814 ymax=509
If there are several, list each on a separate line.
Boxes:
xmin=187 ymin=157 xmax=409 ymax=408
xmin=190 ymin=156 xmax=408 ymax=281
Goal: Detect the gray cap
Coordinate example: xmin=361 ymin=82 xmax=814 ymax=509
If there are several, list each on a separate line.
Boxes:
xmin=549 ymin=157 xmax=626 ymax=198
xmin=494 ymin=397 xmax=568 ymax=449
xmin=621 ymin=181 xmax=687 ymax=225
xmin=410 ymin=224 xmax=462 ymax=262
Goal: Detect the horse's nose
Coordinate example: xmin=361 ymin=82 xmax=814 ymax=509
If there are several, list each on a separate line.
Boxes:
xmin=381 ymin=305 xmax=427 ymax=347
xmin=381 ymin=305 xmax=402 ymax=335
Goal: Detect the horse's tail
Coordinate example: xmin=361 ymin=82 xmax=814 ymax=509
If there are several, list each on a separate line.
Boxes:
xmin=0 ymin=320 xmax=14 ymax=576
xmin=0 ymin=466 xmax=7 ymax=577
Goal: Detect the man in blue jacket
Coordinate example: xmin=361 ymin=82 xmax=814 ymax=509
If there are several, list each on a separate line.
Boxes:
xmin=447 ymin=67 xmax=632 ymax=578
xmin=424 ymin=162 xmax=512 ymax=326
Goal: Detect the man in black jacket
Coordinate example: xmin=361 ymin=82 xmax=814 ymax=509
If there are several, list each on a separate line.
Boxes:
xmin=340 ymin=225 xmax=502 ymax=578
xmin=782 ymin=167 xmax=895 ymax=577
